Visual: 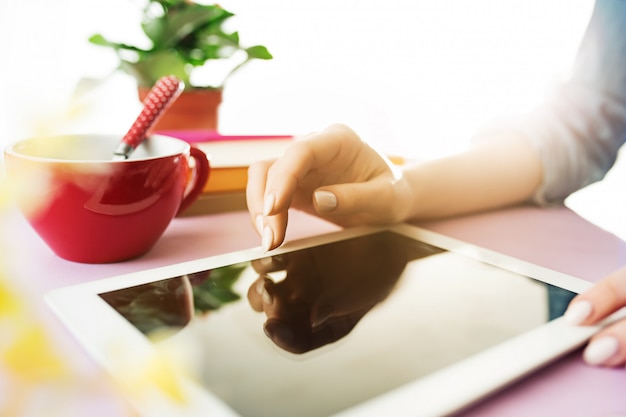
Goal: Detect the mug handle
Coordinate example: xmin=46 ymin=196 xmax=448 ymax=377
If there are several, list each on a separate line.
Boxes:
xmin=176 ymin=146 xmax=210 ymax=215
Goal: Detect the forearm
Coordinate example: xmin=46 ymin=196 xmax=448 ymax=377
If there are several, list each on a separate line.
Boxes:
xmin=398 ymin=134 xmax=543 ymax=220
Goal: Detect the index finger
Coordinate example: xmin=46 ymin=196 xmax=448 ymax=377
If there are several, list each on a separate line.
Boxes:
xmin=247 ymin=159 xmax=272 ymax=233
xmin=263 ymin=125 xmax=361 ymax=215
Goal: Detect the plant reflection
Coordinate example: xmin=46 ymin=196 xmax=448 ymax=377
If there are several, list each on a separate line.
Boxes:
xmin=100 ymin=263 xmax=246 ymax=336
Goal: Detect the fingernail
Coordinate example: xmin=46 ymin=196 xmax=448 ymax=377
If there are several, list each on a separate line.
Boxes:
xmin=256 ymin=277 xmax=273 ymax=304
xmin=262 ymin=225 xmax=274 ymax=252
xmin=263 ymin=193 xmax=275 ymax=216
xmin=563 ymin=300 xmax=593 ymax=325
xmin=262 ymin=287 xmax=273 ymax=305
xmin=584 ymin=336 xmax=619 ymax=365
xmin=255 ymin=278 xmax=265 ymax=295
xmin=314 ymin=190 xmax=337 ymax=212
xmin=255 ymin=214 xmax=264 ymax=235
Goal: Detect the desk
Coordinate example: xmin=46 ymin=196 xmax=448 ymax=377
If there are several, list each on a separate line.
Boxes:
xmin=2 ymin=205 xmax=625 ymax=416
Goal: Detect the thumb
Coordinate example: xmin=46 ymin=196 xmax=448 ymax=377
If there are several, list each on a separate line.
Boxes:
xmin=313 ymin=178 xmax=399 ymax=224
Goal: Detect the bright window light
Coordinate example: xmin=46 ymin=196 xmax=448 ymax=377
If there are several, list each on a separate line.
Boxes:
xmin=0 ymin=0 xmax=593 ymax=160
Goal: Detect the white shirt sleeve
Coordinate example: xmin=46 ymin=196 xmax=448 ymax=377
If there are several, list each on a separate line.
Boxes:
xmin=475 ymin=0 xmax=626 ymax=205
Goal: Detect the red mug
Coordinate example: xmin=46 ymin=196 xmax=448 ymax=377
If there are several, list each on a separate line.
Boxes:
xmin=4 ymin=134 xmax=210 ymax=263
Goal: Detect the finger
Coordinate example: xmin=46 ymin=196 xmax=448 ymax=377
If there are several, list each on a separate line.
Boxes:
xmin=582 ymin=318 xmax=626 ymax=367
xmin=250 ymin=255 xmax=288 ymax=274
xmin=251 ymin=148 xmax=304 ymax=250
xmin=313 ymin=176 xmax=402 ymax=225
xmin=247 ymin=160 xmax=272 ymax=235
xmin=247 ymin=275 xmax=274 ymax=312
xmin=263 ymin=319 xmax=311 ymax=354
xmin=309 ymin=312 xmax=365 ymax=349
xmin=310 ymin=298 xmax=335 ymax=328
xmin=263 ymin=124 xmax=361 ymax=216
xmin=261 ymin=211 xmax=289 ymax=252
xmin=262 ymin=141 xmax=316 ymax=215
xmin=564 ymin=266 xmax=626 ymax=325
xmin=247 ymin=160 xmax=289 ymax=251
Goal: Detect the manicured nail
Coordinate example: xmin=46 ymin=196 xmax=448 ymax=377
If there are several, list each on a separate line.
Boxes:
xmin=314 ymin=190 xmax=337 ymax=212
xmin=584 ymin=337 xmax=619 ymax=365
xmin=255 ymin=278 xmax=265 ymax=295
xmin=262 ymin=225 xmax=273 ymax=252
xmin=563 ymin=300 xmax=592 ymax=325
xmin=255 ymin=214 xmax=264 ymax=235
xmin=256 ymin=277 xmax=273 ymax=304
xmin=261 ymin=287 xmax=273 ymax=305
xmin=263 ymin=193 xmax=275 ymax=216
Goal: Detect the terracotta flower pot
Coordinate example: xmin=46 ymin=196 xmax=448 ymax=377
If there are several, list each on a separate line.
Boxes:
xmin=138 ymin=87 xmax=223 ymax=131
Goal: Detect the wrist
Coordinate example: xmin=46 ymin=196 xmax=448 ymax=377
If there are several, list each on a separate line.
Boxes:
xmin=390 ymin=166 xmax=421 ymax=223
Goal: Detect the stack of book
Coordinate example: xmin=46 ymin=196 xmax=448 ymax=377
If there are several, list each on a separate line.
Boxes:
xmin=160 ymin=131 xmax=294 ymax=216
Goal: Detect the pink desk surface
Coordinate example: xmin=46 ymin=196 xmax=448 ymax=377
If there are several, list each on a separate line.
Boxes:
xmin=2 ymin=204 xmax=626 ymax=416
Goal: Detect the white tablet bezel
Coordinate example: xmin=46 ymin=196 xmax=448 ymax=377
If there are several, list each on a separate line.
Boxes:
xmin=45 ymin=223 xmax=607 ymax=417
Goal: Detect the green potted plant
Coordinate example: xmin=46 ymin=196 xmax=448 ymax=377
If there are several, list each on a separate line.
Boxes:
xmin=89 ymin=0 xmax=273 ymax=131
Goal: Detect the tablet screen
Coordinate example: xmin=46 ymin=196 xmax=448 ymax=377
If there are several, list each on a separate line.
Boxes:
xmin=99 ymin=231 xmax=576 ymax=417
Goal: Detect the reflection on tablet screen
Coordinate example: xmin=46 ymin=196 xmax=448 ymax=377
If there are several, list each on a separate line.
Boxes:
xmin=99 ymin=231 xmax=576 ymax=417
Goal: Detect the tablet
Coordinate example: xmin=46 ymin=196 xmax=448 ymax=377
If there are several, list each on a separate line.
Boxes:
xmin=46 ymin=223 xmax=606 ymax=417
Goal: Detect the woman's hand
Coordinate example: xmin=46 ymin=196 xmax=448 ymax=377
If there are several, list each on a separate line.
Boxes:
xmin=246 ymin=124 xmax=412 ymax=251
xmin=564 ymin=265 xmax=626 ymax=366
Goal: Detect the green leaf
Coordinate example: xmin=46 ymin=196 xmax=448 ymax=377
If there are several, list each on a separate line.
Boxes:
xmin=142 ymin=15 xmax=166 ymax=46
xmin=88 ymin=33 xmax=109 ymax=46
xmin=121 ymin=51 xmax=190 ymax=87
xmin=191 ymin=263 xmax=245 ymax=313
xmin=88 ymin=2 xmax=272 ymax=88
xmin=160 ymin=5 xmax=228 ymax=49
xmin=246 ymin=45 xmax=273 ymax=60
xmin=89 ymin=33 xmax=149 ymax=54
xmin=221 ymin=30 xmax=240 ymax=46
xmin=210 ymin=263 xmax=247 ymax=286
